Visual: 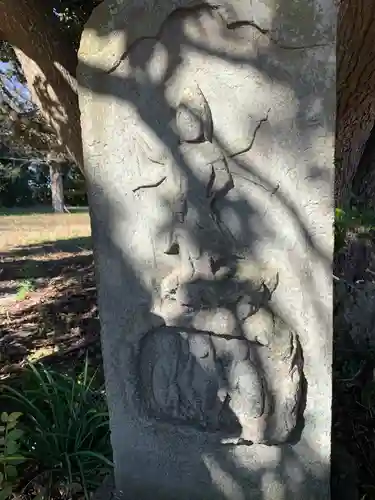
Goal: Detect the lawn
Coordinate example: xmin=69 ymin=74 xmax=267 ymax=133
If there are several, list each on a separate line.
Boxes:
xmin=0 ymin=207 xmax=91 ymax=251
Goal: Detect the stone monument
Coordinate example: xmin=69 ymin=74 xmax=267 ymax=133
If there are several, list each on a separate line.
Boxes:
xmin=78 ymin=0 xmax=335 ymax=498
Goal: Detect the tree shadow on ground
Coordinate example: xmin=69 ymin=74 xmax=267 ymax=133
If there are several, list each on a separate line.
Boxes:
xmin=0 ymin=236 xmax=92 ymax=281
xmin=4 ymin=235 xmax=92 ymax=258
xmin=0 ymin=236 xmax=99 ymax=379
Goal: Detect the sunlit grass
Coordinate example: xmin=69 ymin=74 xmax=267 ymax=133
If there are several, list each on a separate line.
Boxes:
xmin=0 ymin=210 xmax=91 ymax=252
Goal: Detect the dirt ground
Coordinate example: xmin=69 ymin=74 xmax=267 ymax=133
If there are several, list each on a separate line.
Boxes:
xmin=0 ymin=209 xmax=100 ymax=379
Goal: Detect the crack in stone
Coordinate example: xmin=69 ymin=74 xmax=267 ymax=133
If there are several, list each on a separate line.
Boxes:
xmin=107 ymin=3 xmax=212 ymax=74
xmin=226 ymin=110 xmax=280 ymax=195
xmin=231 ymin=172 xmax=280 ymax=195
xmin=132 ymin=176 xmax=167 ymax=193
xmin=106 ymin=3 xmax=332 ymax=74
xmin=226 ymin=19 xmax=332 ymax=50
xmin=230 ymin=109 xmax=270 ymax=158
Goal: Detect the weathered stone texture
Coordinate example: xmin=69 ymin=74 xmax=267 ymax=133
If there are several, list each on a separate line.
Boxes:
xmin=78 ymin=0 xmax=335 ymax=498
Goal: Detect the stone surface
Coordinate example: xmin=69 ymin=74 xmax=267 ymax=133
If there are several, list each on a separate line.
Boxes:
xmin=78 ymin=0 xmax=335 ymax=498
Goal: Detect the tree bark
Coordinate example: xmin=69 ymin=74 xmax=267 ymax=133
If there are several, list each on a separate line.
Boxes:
xmin=336 ymin=0 xmax=375 ymax=207
xmin=49 ymin=160 xmax=65 ymax=213
xmin=351 ymin=124 xmax=375 ymax=206
xmin=0 ymin=0 xmax=83 ymax=168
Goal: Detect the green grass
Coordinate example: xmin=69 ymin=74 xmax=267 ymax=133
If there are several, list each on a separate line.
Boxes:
xmin=1 ymin=358 xmax=112 ymax=499
xmin=16 ymin=279 xmax=36 ymax=301
xmin=0 ymin=210 xmax=91 ymax=252
xmin=335 ymin=206 xmax=375 ymax=253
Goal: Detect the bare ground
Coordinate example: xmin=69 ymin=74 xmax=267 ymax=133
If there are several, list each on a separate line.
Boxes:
xmin=0 ymin=209 xmax=100 ymax=379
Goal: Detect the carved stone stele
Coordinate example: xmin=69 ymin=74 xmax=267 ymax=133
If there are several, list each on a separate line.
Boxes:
xmin=78 ymin=0 xmax=334 ymax=497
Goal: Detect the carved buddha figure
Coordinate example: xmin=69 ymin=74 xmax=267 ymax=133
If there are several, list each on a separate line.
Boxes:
xmin=137 ymin=85 xmax=304 ymax=445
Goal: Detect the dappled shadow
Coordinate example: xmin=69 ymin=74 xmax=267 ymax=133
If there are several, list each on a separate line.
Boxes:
xmin=0 ymin=251 xmax=92 ymax=282
xmin=2 ymin=235 xmax=92 ymax=259
xmin=0 ymin=237 xmax=99 ymax=378
xmin=0 ymin=236 xmax=92 ymax=280
xmin=0 ymin=284 xmax=18 ymax=296
xmin=76 ymin=2 xmax=334 ymax=498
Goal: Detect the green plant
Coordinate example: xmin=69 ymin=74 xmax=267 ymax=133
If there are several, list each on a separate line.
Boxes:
xmin=2 ymin=359 xmax=113 ymax=499
xmin=0 ymin=412 xmax=27 ymax=500
xmin=16 ymin=279 xmax=35 ymax=301
xmin=334 ymin=206 xmax=375 ymax=254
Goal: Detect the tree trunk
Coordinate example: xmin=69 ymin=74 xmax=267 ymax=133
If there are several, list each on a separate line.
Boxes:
xmin=352 ymin=124 xmax=375 ymax=206
xmin=0 ymin=0 xmax=83 ymax=168
xmin=336 ymin=0 xmax=375 ymax=207
xmin=49 ymin=161 xmax=65 ymax=213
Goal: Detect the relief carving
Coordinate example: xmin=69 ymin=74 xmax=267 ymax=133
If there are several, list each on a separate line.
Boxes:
xmin=137 ymin=85 xmax=304 ymax=445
